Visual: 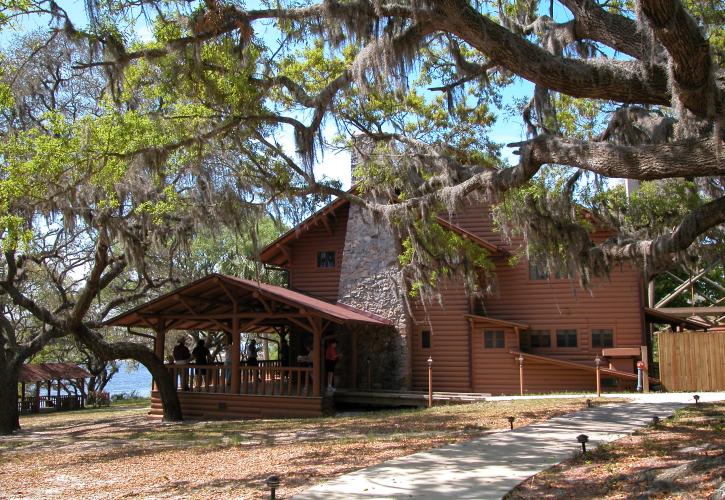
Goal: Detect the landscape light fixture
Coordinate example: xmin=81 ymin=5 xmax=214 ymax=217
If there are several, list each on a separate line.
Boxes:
xmin=594 ymin=355 xmax=602 ymax=367
xmin=651 ymin=416 xmax=660 ymax=426
xmin=576 ymin=434 xmax=589 ymax=454
xmin=586 ymin=399 xmax=592 ymax=408
xmin=693 ymin=394 xmax=700 ymax=405
xmin=507 ymin=416 xmax=515 ymax=430
xmin=266 ymin=475 xmax=280 ymax=500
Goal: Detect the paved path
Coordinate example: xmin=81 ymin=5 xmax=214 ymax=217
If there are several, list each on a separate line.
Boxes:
xmin=293 ymin=392 xmax=725 ymax=500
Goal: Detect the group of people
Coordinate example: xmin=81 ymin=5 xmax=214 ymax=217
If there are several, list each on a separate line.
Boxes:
xmin=168 ymin=335 xmax=340 ymax=392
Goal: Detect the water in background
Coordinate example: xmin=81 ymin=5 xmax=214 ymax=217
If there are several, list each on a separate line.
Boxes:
xmin=104 ymin=361 xmax=152 ymax=397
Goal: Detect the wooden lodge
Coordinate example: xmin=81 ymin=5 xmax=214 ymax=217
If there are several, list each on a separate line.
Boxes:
xmin=106 ymin=167 xmax=713 ymax=419
xmin=18 ymin=363 xmax=90 ymax=414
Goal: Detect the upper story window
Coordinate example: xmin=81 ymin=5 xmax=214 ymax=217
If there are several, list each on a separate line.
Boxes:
xmin=528 ymin=261 xmax=571 ymax=280
xmin=316 ymin=251 xmax=336 ymax=269
xmin=421 ymin=330 xmax=431 ymax=349
xmin=556 ymin=329 xmax=578 ymax=348
xmin=529 ymin=329 xmax=552 ymax=348
xmin=592 ymin=329 xmax=614 ymax=348
xmin=484 ymin=330 xmax=506 ymax=349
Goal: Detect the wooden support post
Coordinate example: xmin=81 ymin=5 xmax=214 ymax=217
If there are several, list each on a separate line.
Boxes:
xmin=33 ymin=383 xmax=40 ymax=413
xmin=595 ymin=355 xmax=602 ymax=397
xmin=351 ymin=330 xmax=358 ymax=390
xmin=427 ymin=357 xmax=433 ymax=408
xmin=47 ymin=380 xmax=52 ymax=399
xmin=231 ymin=315 xmax=241 ymax=394
xmin=56 ymin=379 xmax=61 ymax=399
xmin=518 ymin=355 xmax=524 ymax=396
xmin=20 ymin=382 xmax=25 ymax=413
xmin=153 ymin=323 xmax=166 ymax=392
xmin=641 ymin=345 xmax=650 ymax=393
xmin=312 ymin=319 xmax=322 ymax=397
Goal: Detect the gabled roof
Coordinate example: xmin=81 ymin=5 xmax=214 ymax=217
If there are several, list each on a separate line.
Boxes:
xmin=259 ymin=196 xmax=351 ymax=266
xmin=104 ymin=273 xmax=392 ymax=331
xmin=19 ymin=363 xmax=91 ymax=383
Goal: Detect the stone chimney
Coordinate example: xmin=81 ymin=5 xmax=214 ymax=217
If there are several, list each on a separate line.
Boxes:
xmin=336 ymin=141 xmax=412 ymax=390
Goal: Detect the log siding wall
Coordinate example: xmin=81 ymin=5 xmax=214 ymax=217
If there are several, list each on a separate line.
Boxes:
xmin=287 ymin=205 xmax=350 ymax=301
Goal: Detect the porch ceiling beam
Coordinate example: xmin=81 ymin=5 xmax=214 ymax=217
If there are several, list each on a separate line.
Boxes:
xmin=215 ymin=276 xmax=238 ymax=305
xmin=139 ymin=312 xmax=315 ymax=320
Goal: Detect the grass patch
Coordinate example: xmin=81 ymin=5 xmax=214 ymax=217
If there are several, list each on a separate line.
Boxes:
xmin=2 ymin=397 xmax=596 ymax=499
xmin=507 ymin=402 xmax=725 ymax=499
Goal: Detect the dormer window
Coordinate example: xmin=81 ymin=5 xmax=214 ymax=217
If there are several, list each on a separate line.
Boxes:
xmin=317 ymin=251 xmax=336 ymax=269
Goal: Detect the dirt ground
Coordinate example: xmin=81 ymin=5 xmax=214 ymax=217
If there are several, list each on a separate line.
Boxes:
xmin=0 ymin=398 xmax=593 ymax=499
xmin=507 ymin=402 xmax=725 ymax=500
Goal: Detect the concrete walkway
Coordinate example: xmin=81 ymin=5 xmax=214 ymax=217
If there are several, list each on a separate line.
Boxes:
xmin=293 ymin=392 xmax=725 ymax=500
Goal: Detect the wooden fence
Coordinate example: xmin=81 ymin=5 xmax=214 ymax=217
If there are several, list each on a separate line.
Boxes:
xmin=658 ymin=330 xmax=725 ymax=391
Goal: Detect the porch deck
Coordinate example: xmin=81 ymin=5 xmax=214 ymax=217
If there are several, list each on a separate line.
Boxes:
xmin=150 ymin=363 xmax=328 ymax=419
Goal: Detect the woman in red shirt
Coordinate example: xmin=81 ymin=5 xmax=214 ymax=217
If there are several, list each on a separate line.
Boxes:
xmin=325 ymin=339 xmax=339 ymax=391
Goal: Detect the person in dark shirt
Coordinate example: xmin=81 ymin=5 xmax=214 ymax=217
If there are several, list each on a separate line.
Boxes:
xmin=172 ymin=338 xmax=191 ymax=390
xmin=192 ymin=339 xmax=211 ymax=387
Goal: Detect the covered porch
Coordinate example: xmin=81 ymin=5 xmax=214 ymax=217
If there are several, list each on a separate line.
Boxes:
xmin=105 ymin=274 xmax=391 ymax=419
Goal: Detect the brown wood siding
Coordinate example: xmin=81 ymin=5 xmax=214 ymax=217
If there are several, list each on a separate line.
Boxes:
xmin=659 ymin=331 xmax=725 ymax=391
xmin=150 ymin=391 xmax=324 ymax=419
xmin=410 ymin=281 xmax=472 ymax=393
xmin=287 ymin=205 xmax=349 ymax=301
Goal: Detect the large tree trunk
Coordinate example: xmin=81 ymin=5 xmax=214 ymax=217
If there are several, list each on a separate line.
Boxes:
xmin=0 ymin=359 xmax=20 ymax=435
xmin=73 ymin=326 xmax=183 ymax=422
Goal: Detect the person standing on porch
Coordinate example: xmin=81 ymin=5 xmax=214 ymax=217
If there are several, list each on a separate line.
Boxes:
xmin=325 ymin=339 xmax=339 ymax=393
xmin=172 ymin=338 xmax=191 ymax=390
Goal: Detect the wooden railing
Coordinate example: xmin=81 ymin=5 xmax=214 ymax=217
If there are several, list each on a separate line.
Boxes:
xmin=166 ymin=364 xmax=313 ymax=397
xmin=18 ymin=395 xmax=84 ymax=414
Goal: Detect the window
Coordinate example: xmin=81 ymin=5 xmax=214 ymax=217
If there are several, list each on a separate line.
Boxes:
xmin=528 ymin=261 xmax=571 ymax=280
xmin=421 ymin=330 xmax=431 ymax=349
xmin=529 ymin=330 xmax=552 ymax=348
xmin=316 ymin=251 xmax=336 ymax=268
xmin=556 ymin=329 xmax=578 ymax=348
xmin=484 ymin=330 xmax=505 ymax=348
xmin=592 ymin=329 xmax=614 ymax=348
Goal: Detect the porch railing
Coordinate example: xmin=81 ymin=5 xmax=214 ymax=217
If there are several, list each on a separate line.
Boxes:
xmin=18 ymin=395 xmax=84 ymax=414
xmin=166 ymin=364 xmax=313 ymax=397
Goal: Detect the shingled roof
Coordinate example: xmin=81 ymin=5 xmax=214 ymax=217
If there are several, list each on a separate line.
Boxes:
xmin=19 ymin=363 xmax=91 ymax=383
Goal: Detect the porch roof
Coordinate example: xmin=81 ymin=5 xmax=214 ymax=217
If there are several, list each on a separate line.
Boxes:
xmin=464 ymin=314 xmax=529 ymax=329
xmin=104 ymin=273 xmax=392 ymax=332
xmin=644 ymin=307 xmax=710 ymax=331
xmin=19 ymin=363 xmax=90 ymax=383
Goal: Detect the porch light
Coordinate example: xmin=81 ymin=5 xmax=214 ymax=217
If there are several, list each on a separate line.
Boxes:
xmin=507 ymin=416 xmax=515 ymax=430
xmin=266 ymin=474 xmax=280 ymax=500
xmin=651 ymin=416 xmax=660 ymax=426
xmin=576 ymin=434 xmax=589 ymax=453
xmin=693 ymin=394 xmax=700 ymax=404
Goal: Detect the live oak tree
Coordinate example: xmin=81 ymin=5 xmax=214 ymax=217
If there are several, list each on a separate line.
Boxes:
xmin=0 ymin=0 xmax=723 ymax=430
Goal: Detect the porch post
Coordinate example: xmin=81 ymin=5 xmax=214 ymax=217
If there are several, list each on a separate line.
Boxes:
xmin=20 ymin=382 xmax=26 ymax=413
xmin=153 ymin=322 xmax=167 ymax=392
xmin=312 ymin=320 xmax=322 ymax=397
xmin=351 ymin=330 xmax=358 ymax=390
xmin=231 ymin=315 xmax=241 ymax=394
xmin=33 ymin=383 xmax=40 ymax=413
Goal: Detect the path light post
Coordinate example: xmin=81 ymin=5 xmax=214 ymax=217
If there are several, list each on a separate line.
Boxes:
xmin=518 ymin=355 xmax=525 ymax=396
xmin=693 ymin=394 xmax=700 ymax=405
xmin=586 ymin=399 xmax=592 ymax=408
xmin=636 ymin=360 xmax=644 ymax=392
xmin=651 ymin=416 xmax=660 ymax=427
xmin=507 ymin=416 xmax=515 ymax=430
xmin=594 ymin=355 xmax=602 ymax=397
xmin=266 ymin=475 xmax=280 ymax=500
xmin=427 ymin=356 xmax=433 ymax=408
xmin=577 ymin=434 xmax=589 ymax=454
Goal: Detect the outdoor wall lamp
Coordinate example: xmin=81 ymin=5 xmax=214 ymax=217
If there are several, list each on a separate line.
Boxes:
xmin=266 ymin=474 xmax=280 ymax=500
xmin=507 ymin=416 xmax=515 ymax=430
xmin=576 ymin=434 xmax=589 ymax=453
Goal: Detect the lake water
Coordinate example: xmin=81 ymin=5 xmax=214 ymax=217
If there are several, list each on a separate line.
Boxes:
xmin=104 ymin=362 xmax=152 ymax=397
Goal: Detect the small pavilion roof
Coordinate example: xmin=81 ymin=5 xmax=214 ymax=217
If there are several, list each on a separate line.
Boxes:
xmin=644 ymin=307 xmax=709 ymax=331
xmin=104 ymin=273 xmax=392 ymax=332
xmin=19 ymin=363 xmax=91 ymax=383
